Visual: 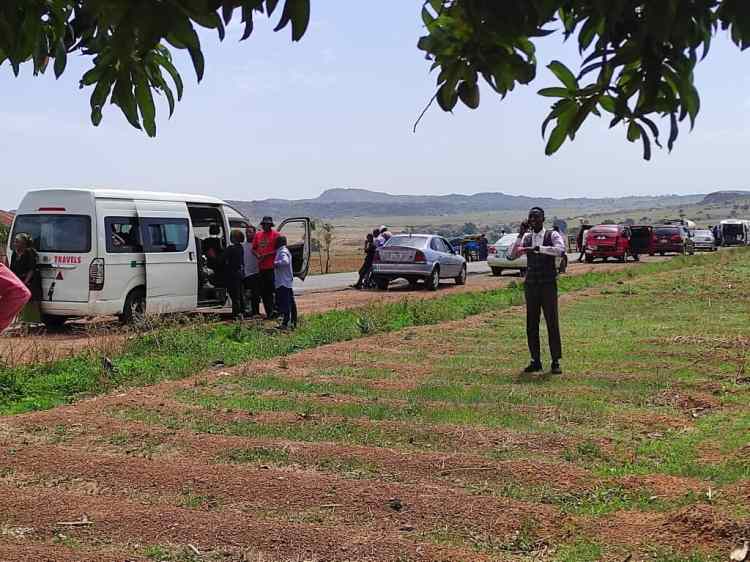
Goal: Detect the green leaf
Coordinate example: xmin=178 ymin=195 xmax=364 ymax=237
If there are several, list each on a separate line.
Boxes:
xmin=545 ymin=123 xmax=568 ymax=155
xmin=112 ymin=75 xmax=142 ymax=130
xmin=627 ymin=121 xmax=641 ymax=142
xmin=537 ymin=87 xmax=570 ymax=98
xmin=89 ymin=72 xmax=115 ymax=126
xmin=134 ymin=72 xmax=157 ymax=137
xmin=436 ymin=82 xmax=458 ymax=111
xmin=457 ymin=81 xmax=480 ymax=109
xmin=598 ymin=95 xmax=616 ymax=113
xmin=155 ymin=53 xmax=184 ymax=100
xmin=53 ymin=41 xmax=67 ymax=79
xmin=547 ymin=60 xmax=578 ymax=91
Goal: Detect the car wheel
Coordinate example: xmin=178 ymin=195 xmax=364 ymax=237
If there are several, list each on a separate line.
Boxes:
xmin=618 ymin=253 xmax=626 ymax=263
xmin=374 ymin=277 xmax=389 ymax=291
xmin=519 ymin=267 xmax=527 ymax=276
xmin=408 ymin=278 xmax=420 ymax=289
xmin=633 ymin=253 xmax=640 ymax=262
xmin=584 ymin=254 xmax=594 ymax=263
xmin=42 ymin=315 xmax=67 ymax=330
xmin=660 ymin=252 xmax=665 ymax=256
xmin=491 ymin=267 xmax=502 ymax=277
xmin=455 ymin=265 xmax=467 ymax=285
xmin=426 ymin=267 xmax=440 ymax=291
xmin=120 ymin=288 xmax=146 ymax=324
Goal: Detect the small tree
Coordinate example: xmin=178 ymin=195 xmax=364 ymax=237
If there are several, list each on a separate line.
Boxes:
xmin=316 ymin=222 xmax=335 ymax=274
xmin=462 ymin=222 xmax=478 ymax=235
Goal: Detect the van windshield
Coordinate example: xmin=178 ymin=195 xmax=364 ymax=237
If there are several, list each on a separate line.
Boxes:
xmin=12 ymin=214 xmax=91 ymax=253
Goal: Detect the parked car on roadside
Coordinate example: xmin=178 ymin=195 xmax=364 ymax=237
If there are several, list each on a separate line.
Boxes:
xmin=487 ymin=233 xmax=564 ymax=275
xmin=584 ymin=224 xmax=633 ymax=262
xmin=692 ymin=229 xmax=717 ymax=251
xmin=652 ymin=225 xmax=695 ymax=255
xmin=371 ymin=234 xmax=467 ymax=291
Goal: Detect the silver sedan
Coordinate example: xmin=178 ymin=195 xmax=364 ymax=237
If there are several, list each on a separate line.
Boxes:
xmin=371 ymin=234 xmax=467 ymax=291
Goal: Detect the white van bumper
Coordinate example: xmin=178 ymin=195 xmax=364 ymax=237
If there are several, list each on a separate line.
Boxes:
xmin=41 ymin=300 xmax=124 ymax=318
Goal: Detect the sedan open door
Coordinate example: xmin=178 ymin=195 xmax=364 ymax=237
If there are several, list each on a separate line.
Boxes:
xmin=135 ymin=200 xmax=198 ymax=314
xmin=278 ymin=217 xmax=312 ymax=280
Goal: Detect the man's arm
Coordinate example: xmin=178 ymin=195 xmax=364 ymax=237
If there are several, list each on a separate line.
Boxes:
xmin=539 ymin=231 xmax=566 ymax=257
xmin=508 ymin=233 xmax=529 ymax=260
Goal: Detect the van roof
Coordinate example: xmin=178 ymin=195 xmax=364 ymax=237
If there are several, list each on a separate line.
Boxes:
xmin=25 ymin=188 xmax=228 ymax=206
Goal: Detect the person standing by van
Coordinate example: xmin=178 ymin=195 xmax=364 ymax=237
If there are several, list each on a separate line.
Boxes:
xmin=224 ymin=230 xmax=246 ymax=319
xmin=253 ymin=216 xmax=279 ymax=319
xmin=274 ymin=235 xmax=297 ymax=330
xmin=508 ymin=207 xmax=566 ymax=375
xmin=10 ymin=233 xmax=42 ymax=325
xmin=0 ymin=263 xmax=31 ymax=333
xmin=242 ymin=224 xmax=261 ymax=317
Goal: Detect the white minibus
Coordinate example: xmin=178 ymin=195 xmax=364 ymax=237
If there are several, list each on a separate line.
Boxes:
xmin=8 ymin=189 xmax=311 ymax=326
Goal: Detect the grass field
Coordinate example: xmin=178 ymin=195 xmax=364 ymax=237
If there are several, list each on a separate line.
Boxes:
xmin=0 ymin=250 xmax=747 ymax=561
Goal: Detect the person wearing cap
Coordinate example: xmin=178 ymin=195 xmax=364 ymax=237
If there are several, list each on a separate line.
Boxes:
xmin=508 ymin=206 xmax=566 ymax=375
xmin=253 ymin=216 xmax=280 ymax=319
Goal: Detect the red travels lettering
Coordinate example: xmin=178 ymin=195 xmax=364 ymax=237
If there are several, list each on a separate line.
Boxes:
xmin=54 ymin=256 xmax=82 ymax=265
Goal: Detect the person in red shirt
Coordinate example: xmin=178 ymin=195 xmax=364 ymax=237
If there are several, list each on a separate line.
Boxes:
xmin=252 ymin=216 xmax=280 ymax=319
xmin=0 ymin=262 xmax=31 ymax=333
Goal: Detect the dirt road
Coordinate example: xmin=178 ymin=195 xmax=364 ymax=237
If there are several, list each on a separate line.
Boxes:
xmin=0 ymin=258 xmax=666 ymax=366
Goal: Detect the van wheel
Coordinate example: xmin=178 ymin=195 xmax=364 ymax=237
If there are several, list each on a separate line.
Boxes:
xmin=455 ymin=265 xmax=467 ymax=285
xmin=426 ymin=267 xmax=440 ymax=291
xmin=491 ymin=267 xmax=502 ymax=277
xmin=42 ymin=315 xmax=67 ymax=330
xmin=120 ymin=288 xmax=146 ymax=324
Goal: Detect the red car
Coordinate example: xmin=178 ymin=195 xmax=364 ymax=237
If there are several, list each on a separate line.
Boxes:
xmin=585 ymin=224 xmax=656 ymax=262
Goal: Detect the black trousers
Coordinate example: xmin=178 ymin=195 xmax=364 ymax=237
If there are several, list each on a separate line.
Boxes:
xmin=524 ymin=281 xmax=562 ymax=362
xmin=243 ymin=274 xmax=261 ymax=316
xmin=258 ymin=268 xmax=276 ymax=318
xmin=227 ymin=275 xmax=245 ymax=318
xmin=275 ymin=286 xmax=298 ymax=327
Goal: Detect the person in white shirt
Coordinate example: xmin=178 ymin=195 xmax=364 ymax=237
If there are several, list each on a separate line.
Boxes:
xmin=242 ymin=225 xmax=261 ymax=317
xmin=375 ymin=226 xmax=391 ymax=248
xmin=273 ymin=236 xmax=297 ymax=330
xmin=508 ymin=207 xmax=566 ymax=375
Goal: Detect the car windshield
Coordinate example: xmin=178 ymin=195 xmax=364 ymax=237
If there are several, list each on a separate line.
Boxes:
xmin=590 ymin=227 xmax=618 ymax=236
xmin=384 ymin=235 xmax=429 ymax=249
xmin=654 ymin=227 xmax=679 ymax=236
xmin=12 ymin=214 xmax=91 ymax=253
xmin=695 ymin=230 xmax=712 ymax=237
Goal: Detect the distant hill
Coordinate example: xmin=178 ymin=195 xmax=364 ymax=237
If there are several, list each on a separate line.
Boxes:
xmin=701 ymin=190 xmax=750 ymax=205
xmin=228 ymin=188 xmax=705 ymax=220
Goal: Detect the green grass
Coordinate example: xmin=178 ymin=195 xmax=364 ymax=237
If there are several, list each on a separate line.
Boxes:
xmin=0 ymin=251 xmax=734 ymax=416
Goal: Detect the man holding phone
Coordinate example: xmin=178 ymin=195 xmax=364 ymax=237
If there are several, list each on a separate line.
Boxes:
xmin=508 ymin=207 xmax=566 ymax=374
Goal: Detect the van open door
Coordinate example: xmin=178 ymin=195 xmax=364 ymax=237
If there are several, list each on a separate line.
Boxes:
xmin=278 ymin=217 xmax=311 ymax=280
xmin=135 ymin=200 xmax=198 ymax=314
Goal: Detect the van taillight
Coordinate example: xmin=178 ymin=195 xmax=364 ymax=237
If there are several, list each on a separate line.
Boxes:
xmin=414 ymin=250 xmax=426 ymax=263
xmin=89 ymin=258 xmax=104 ymax=291
xmin=671 ymin=234 xmax=681 ymax=242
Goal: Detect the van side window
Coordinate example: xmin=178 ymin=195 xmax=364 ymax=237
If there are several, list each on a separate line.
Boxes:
xmin=105 ymin=217 xmax=143 ymax=253
xmin=141 ymin=218 xmax=190 ymax=253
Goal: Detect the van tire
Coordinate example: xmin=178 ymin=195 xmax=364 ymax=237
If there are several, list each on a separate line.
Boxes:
xmin=120 ymin=288 xmax=146 ymax=324
xmin=42 ymin=315 xmax=67 ymax=329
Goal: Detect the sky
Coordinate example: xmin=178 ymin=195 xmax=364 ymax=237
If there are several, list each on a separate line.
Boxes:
xmin=0 ymin=1 xmax=749 ymax=210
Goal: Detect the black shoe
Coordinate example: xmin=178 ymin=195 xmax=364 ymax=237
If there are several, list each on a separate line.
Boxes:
xmin=550 ymin=361 xmax=562 ymax=375
xmin=523 ymin=361 xmax=543 ymax=373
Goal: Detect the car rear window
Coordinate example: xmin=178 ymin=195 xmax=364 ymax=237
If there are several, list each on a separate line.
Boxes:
xmin=385 ymin=236 xmax=428 ymax=249
xmin=12 ymin=214 xmax=91 ymax=253
xmin=654 ymin=227 xmax=679 ymax=236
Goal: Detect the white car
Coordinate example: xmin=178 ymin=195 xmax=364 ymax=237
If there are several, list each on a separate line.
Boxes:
xmin=487 ymin=233 xmax=566 ymax=276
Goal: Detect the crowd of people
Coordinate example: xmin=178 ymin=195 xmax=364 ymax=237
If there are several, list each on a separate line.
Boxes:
xmin=226 ymin=216 xmax=298 ymax=330
xmin=352 ymin=225 xmax=391 ymax=290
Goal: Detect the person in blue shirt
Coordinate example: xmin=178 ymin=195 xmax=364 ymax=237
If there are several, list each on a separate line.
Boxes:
xmin=274 ymin=235 xmax=297 ymax=330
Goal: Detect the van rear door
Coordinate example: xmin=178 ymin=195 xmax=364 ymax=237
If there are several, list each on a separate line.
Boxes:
xmin=135 ymin=200 xmax=198 ymax=314
xmin=11 ymin=213 xmax=93 ymax=303
xmin=278 ymin=217 xmax=312 ymax=280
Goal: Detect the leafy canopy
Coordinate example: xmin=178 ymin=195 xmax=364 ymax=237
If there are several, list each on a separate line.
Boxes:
xmin=1 ymin=1 xmax=748 ymax=159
